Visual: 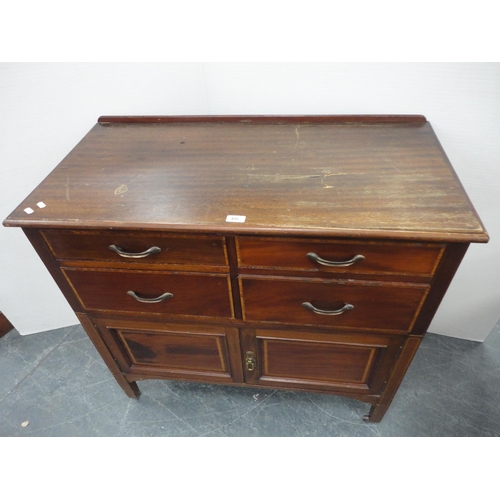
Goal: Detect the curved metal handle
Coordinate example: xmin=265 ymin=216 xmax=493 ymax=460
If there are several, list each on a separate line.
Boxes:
xmin=302 ymin=302 xmax=354 ymax=316
xmin=127 ymin=291 xmax=173 ymax=303
xmin=109 ymin=244 xmax=161 ymax=259
xmin=306 ymin=252 xmax=365 ymax=267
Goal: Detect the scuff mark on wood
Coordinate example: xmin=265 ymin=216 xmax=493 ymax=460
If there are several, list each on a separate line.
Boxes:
xmin=247 ymin=173 xmax=321 ymax=183
xmin=114 ymin=184 xmax=128 ymax=195
xmin=321 ymin=173 xmax=340 ymax=188
xmin=294 ymin=125 xmax=300 ymax=149
xmin=66 ymin=175 xmax=70 ymax=200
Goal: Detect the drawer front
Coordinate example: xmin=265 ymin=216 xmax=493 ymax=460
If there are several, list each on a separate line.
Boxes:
xmin=94 ymin=318 xmax=244 ymax=383
xmin=63 ymin=269 xmax=233 ymax=318
xmin=42 ymin=230 xmax=228 ymax=270
xmin=240 ymin=277 xmax=428 ymax=332
xmin=242 ymin=328 xmax=405 ymax=394
xmin=237 ymin=237 xmax=444 ymax=277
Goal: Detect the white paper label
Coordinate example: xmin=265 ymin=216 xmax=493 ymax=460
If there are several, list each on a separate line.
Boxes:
xmin=24 ymin=207 xmax=34 ymax=214
xmin=226 ymin=215 xmax=246 ymax=223
xmin=37 ymin=201 xmax=46 ymax=208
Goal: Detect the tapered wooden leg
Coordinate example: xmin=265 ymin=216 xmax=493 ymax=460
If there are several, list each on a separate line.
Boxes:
xmin=77 ymin=313 xmax=140 ymax=398
xmin=363 ymin=404 xmax=389 ymax=423
xmin=363 ymin=336 xmax=422 ymax=423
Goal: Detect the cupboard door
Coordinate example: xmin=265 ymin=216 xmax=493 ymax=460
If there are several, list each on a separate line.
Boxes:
xmin=93 ymin=318 xmax=244 ymax=384
xmin=241 ymin=328 xmax=405 ymax=395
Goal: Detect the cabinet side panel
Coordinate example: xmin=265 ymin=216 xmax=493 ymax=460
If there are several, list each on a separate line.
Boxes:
xmin=22 ymin=228 xmax=84 ymax=312
xmin=411 ymin=243 xmax=469 ymax=333
xmin=365 ymin=335 xmax=422 ymax=422
xmin=77 ymin=313 xmax=140 ymax=398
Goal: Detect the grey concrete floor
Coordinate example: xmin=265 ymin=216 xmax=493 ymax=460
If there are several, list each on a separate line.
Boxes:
xmin=1 ymin=320 xmax=500 ymax=436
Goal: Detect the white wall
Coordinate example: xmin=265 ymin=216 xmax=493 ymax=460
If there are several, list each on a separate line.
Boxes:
xmin=1 ymin=63 xmax=498 ymax=340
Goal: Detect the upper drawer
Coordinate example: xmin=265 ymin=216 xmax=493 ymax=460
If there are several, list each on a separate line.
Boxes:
xmin=42 ymin=230 xmax=228 ymax=271
xmin=237 ymin=237 xmax=444 ymax=278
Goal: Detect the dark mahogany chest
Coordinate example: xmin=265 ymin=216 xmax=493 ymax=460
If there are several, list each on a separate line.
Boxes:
xmin=4 ymin=115 xmax=488 ymax=422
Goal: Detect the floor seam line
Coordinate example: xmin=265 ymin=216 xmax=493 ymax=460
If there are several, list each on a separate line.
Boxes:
xmin=0 ymin=328 xmax=76 ymax=404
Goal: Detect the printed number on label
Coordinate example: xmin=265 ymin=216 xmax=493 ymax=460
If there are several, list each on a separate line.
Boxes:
xmin=226 ymin=215 xmax=246 ymax=223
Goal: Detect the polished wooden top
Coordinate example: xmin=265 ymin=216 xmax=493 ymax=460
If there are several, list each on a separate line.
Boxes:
xmin=3 ymin=115 xmax=488 ymax=242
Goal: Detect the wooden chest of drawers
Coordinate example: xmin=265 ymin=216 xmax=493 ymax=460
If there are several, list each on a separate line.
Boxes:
xmin=3 ymin=115 xmax=488 ymax=422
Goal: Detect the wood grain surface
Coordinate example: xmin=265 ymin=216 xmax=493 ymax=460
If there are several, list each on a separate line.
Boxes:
xmin=3 ymin=116 xmax=488 ymax=243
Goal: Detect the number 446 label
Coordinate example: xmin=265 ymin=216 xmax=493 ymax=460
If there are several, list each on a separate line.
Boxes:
xmin=226 ymin=215 xmax=246 ymax=223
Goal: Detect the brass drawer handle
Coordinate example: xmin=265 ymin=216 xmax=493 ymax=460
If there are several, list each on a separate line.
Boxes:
xmin=109 ymin=244 xmax=161 ymax=259
xmin=245 ymin=351 xmax=256 ymax=371
xmin=127 ymin=291 xmax=173 ymax=303
xmin=306 ymin=252 xmax=365 ymax=267
xmin=302 ymin=301 xmax=354 ymax=316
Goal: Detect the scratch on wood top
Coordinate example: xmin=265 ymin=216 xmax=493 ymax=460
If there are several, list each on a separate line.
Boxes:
xmin=66 ymin=175 xmax=70 ymax=201
xmin=114 ymin=184 xmax=128 ymax=195
xmin=247 ymin=173 xmax=322 ymax=183
xmin=294 ymin=125 xmax=300 ymax=149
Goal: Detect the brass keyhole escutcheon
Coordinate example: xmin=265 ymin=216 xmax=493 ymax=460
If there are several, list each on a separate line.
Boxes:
xmin=245 ymin=351 xmax=256 ymax=371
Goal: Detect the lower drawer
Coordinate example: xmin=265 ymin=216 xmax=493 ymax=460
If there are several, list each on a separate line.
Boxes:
xmin=63 ymin=268 xmax=233 ymax=318
xmin=240 ymin=276 xmax=428 ymax=332
xmin=94 ymin=318 xmax=244 ymax=383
